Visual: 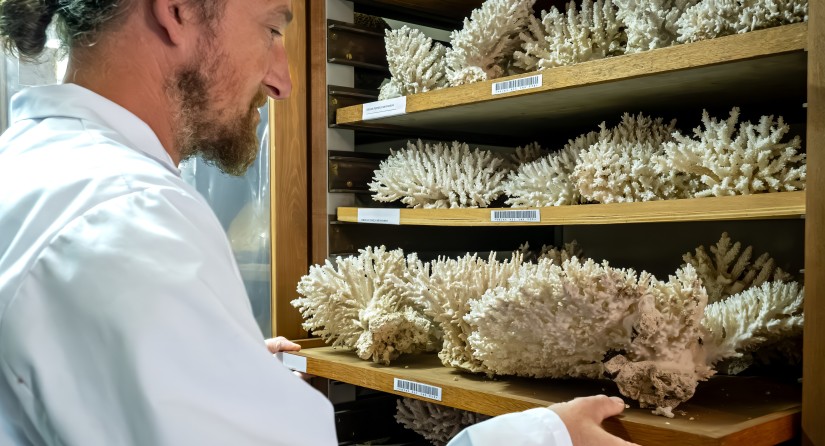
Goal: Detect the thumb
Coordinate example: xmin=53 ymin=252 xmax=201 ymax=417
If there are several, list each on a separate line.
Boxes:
xmin=265 ymin=336 xmax=301 ymax=353
xmin=579 ymin=395 xmax=626 ymax=421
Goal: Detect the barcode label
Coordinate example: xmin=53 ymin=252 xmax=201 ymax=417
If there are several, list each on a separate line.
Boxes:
xmin=492 ymin=74 xmax=542 ymax=95
xmin=278 ymin=353 xmax=307 ymax=373
xmin=357 ymin=208 xmax=401 ymax=225
xmin=491 ymin=209 xmax=540 ymax=222
xmin=362 ymin=96 xmax=407 ymax=120
xmin=393 ymin=378 xmax=442 ymax=401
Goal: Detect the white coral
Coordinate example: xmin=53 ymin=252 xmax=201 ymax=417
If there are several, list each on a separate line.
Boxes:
xmin=517 ymin=240 xmax=583 ymax=264
xmin=572 ymin=113 xmax=692 ymax=203
xmin=702 ymin=281 xmax=804 ymax=366
xmin=380 ymin=26 xmax=448 ymax=100
xmin=664 ymin=108 xmax=806 ymax=197
xmin=395 ymin=398 xmax=490 ymax=446
xmin=508 ymin=142 xmax=547 ymax=167
xmin=514 ymin=0 xmax=625 ymax=72
xmin=445 ymin=0 xmax=536 ymax=86
xmin=683 ymin=232 xmax=792 ymax=304
xmin=292 ymin=246 xmax=437 ymax=364
xmin=614 ymin=0 xmax=701 ymax=53
xmin=676 ymin=0 xmax=808 ymax=43
xmin=400 ymin=252 xmax=524 ymax=373
xmin=504 ymin=131 xmax=598 ymax=207
xmin=466 ymin=257 xmax=643 ymax=379
xmin=369 ymin=140 xmax=509 ymax=208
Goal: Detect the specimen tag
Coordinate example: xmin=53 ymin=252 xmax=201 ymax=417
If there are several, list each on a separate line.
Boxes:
xmin=357 ymin=208 xmax=401 ymax=225
xmin=491 ymin=209 xmax=540 ymax=223
xmin=492 ymin=74 xmax=542 ymax=95
xmin=362 ymin=96 xmax=407 ymax=120
xmin=278 ymin=353 xmax=307 ymax=373
xmin=393 ymin=378 xmax=442 ymax=401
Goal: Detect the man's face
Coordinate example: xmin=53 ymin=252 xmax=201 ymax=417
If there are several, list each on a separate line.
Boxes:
xmin=170 ymin=0 xmax=293 ymax=176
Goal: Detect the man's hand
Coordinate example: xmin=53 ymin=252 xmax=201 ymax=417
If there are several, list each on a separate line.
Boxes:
xmin=549 ymin=395 xmax=640 ymax=446
xmin=265 ymin=336 xmax=301 ymax=353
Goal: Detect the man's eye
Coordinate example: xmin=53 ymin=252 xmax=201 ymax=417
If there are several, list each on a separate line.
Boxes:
xmin=270 ymin=28 xmax=282 ymax=37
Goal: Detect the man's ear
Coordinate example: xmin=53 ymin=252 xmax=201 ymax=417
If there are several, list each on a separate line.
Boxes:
xmin=151 ymin=0 xmax=188 ymax=46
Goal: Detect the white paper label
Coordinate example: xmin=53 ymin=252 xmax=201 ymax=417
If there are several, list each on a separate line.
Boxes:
xmin=362 ymin=96 xmax=407 ymax=120
xmin=491 ymin=209 xmax=540 ymax=223
xmin=357 ymin=208 xmax=401 ymax=225
xmin=393 ymin=378 xmax=442 ymax=401
xmin=492 ymin=74 xmax=542 ymax=95
xmin=278 ymin=353 xmax=307 ymax=373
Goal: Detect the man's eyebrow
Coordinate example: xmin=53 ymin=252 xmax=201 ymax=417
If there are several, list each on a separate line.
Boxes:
xmin=271 ymin=6 xmax=293 ymax=24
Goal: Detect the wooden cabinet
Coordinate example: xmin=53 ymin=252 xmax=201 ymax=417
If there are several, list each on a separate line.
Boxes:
xmin=270 ymin=1 xmax=824 ymax=444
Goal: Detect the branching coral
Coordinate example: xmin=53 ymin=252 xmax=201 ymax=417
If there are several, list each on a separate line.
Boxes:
xmin=614 ymin=0 xmax=701 ymax=53
xmin=514 ymin=0 xmax=625 ymax=73
xmin=466 ymin=257 xmax=643 ymax=379
xmin=399 ymin=252 xmax=524 ymax=373
xmin=676 ymin=0 xmax=808 ymax=43
xmin=702 ymin=281 xmax=804 ymax=367
xmin=664 ymin=108 xmax=806 ymax=197
xmin=379 ymin=26 xmax=448 ymax=100
xmin=508 ymin=142 xmax=547 ymax=167
xmin=445 ymin=0 xmax=536 ymax=86
xmin=517 ymin=240 xmax=583 ymax=264
xmin=504 ymin=131 xmax=598 ymax=207
xmin=572 ymin=113 xmax=692 ymax=203
xmin=369 ymin=140 xmax=509 ymax=208
xmin=292 ymin=246 xmax=438 ymax=365
xmin=395 ymin=398 xmax=490 ymax=446
xmin=683 ymin=232 xmax=792 ymax=304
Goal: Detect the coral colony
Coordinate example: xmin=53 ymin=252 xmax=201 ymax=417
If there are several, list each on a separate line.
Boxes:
xmin=293 ymin=235 xmax=803 ymax=417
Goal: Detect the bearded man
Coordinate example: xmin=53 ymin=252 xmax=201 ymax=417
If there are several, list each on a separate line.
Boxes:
xmin=0 ymin=1 xmax=637 ymax=445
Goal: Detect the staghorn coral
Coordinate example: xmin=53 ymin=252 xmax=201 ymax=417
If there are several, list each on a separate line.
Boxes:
xmin=292 ymin=246 xmax=438 ymax=365
xmin=676 ymin=0 xmax=808 ymax=43
xmin=369 ymin=140 xmax=509 ymax=208
xmin=683 ymin=232 xmax=792 ymax=304
xmin=379 ymin=26 xmax=448 ymax=100
xmin=395 ymin=398 xmax=490 ymax=446
xmin=514 ymin=0 xmax=625 ymax=73
xmin=508 ymin=142 xmax=547 ymax=167
xmin=614 ymin=0 xmax=701 ymax=53
xmin=445 ymin=0 xmax=536 ymax=87
xmin=702 ymin=281 xmax=804 ymax=368
xmin=572 ymin=113 xmax=693 ymax=203
xmin=399 ymin=252 xmax=524 ymax=373
xmin=516 ymin=240 xmax=583 ymax=264
xmin=504 ymin=131 xmax=598 ymax=207
xmin=664 ymin=108 xmax=806 ymax=197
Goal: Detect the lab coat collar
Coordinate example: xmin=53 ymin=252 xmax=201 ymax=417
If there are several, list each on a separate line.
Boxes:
xmin=10 ymin=83 xmax=179 ymax=175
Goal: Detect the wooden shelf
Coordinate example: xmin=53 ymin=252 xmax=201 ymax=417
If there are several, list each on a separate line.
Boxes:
xmin=351 ymin=0 xmax=567 ymax=29
xmin=335 ymin=24 xmax=807 ymax=137
xmin=289 ymin=347 xmax=800 ymax=446
xmin=337 ymin=191 xmax=806 ymax=226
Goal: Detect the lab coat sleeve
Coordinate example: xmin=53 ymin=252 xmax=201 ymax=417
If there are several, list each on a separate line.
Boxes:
xmin=446 ymin=408 xmax=574 ymax=446
xmin=0 ymin=186 xmax=337 ymax=446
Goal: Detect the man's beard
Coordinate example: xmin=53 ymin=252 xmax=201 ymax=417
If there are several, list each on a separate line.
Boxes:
xmin=169 ymin=62 xmax=267 ymax=176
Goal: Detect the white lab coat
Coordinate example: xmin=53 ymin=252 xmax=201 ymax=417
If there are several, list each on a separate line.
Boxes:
xmin=0 ymin=84 xmax=574 ymax=446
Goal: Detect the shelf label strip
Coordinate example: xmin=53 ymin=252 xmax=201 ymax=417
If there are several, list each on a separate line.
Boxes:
xmin=362 ymin=96 xmax=407 ymax=120
xmin=277 ymin=353 xmax=307 ymax=373
xmin=492 ymin=74 xmax=542 ymax=95
xmin=491 ymin=209 xmax=541 ymax=223
xmin=357 ymin=208 xmax=401 ymax=225
xmin=393 ymin=378 xmax=442 ymax=401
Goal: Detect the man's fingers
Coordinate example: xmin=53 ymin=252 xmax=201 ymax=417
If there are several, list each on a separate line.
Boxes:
xmin=578 ymin=395 xmax=627 ymax=421
xmin=265 ymin=336 xmax=301 ymax=353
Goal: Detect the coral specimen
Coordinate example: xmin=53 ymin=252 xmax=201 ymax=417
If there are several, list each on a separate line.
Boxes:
xmin=516 ymin=240 xmax=583 ymax=264
xmin=369 ymin=140 xmax=509 ymax=208
xmin=466 ymin=257 xmax=644 ymax=379
xmin=395 ymin=398 xmax=490 ymax=446
xmin=508 ymin=142 xmax=547 ymax=167
xmin=504 ymin=131 xmax=598 ymax=207
xmin=664 ymin=108 xmax=806 ymax=197
xmin=572 ymin=113 xmax=692 ymax=203
xmin=379 ymin=26 xmax=448 ymax=100
xmin=354 ymin=12 xmax=390 ymax=32
xmin=605 ymin=266 xmax=711 ymax=418
xmin=676 ymin=0 xmax=808 ymax=43
xmin=400 ymin=252 xmax=524 ymax=373
xmin=445 ymin=0 xmax=536 ymax=86
xmin=292 ymin=246 xmax=438 ymax=364
xmin=702 ymin=281 xmax=804 ymax=367
xmin=683 ymin=232 xmax=792 ymax=304
xmin=614 ymin=0 xmax=701 ymax=53
xmin=514 ymin=0 xmax=626 ymax=73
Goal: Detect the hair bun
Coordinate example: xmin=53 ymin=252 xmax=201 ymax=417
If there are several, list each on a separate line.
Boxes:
xmin=0 ymin=0 xmax=60 ymax=59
